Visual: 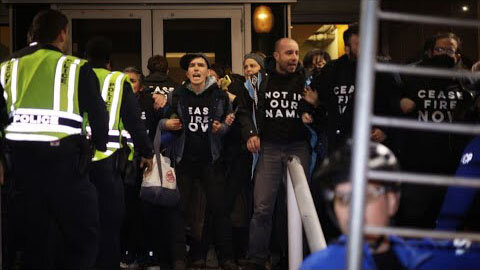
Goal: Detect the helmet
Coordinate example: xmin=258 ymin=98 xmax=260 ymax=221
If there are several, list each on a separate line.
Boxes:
xmin=313 ymin=140 xmax=399 ymax=189
xmin=312 ymin=141 xmax=400 ymax=236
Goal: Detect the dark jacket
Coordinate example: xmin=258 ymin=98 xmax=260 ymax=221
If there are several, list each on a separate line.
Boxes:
xmin=437 ymin=135 xmax=480 ymax=230
xmin=119 ymin=82 xmax=153 ymax=159
xmin=237 ymin=57 xmax=311 ymax=143
xmin=159 ymin=77 xmax=231 ymax=164
xmin=312 ymin=54 xmax=401 ymax=154
xmin=141 ymin=72 xmax=179 ymax=141
xmin=136 ymin=90 xmax=161 ymax=142
xmin=144 ymin=72 xmax=178 ymax=95
xmin=224 ymin=74 xmax=247 ymax=150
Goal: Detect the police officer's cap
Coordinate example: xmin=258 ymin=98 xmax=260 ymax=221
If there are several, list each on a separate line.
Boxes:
xmin=180 ymin=53 xmax=211 ymax=71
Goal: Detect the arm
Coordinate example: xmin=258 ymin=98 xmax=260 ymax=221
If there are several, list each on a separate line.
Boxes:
xmin=436 ymin=186 xmax=477 ymax=230
xmin=236 ymin=85 xmax=258 ymax=141
xmin=78 ymin=64 xmax=108 ymax=152
xmin=212 ymin=91 xmax=231 ymax=135
xmin=159 ymin=92 xmax=183 ymax=132
xmin=0 ymin=84 xmax=6 ymax=185
xmin=0 ymin=84 xmax=7 ymax=132
xmin=235 ymin=85 xmax=261 ymax=152
xmin=120 ymin=82 xmax=154 ymax=159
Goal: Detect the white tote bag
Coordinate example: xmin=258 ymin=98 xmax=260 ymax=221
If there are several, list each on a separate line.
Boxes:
xmin=142 ymin=153 xmax=176 ymax=190
xmin=140 ymin=122 xmax=180 ymax=206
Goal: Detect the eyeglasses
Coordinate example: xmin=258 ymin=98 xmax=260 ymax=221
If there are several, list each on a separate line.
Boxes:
xmin=325 ymin=185 xmax=388 ymax=206
xmin=433 ymin=47 xmax=457 ymax=56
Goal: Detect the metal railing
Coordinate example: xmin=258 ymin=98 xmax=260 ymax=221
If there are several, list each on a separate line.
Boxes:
xmin=349 ymin=1 xmax=480 ymax=270
xmin=286 ymin=156 xmax=327 ymax=270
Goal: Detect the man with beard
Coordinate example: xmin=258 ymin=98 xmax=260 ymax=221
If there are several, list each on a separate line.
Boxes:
xmin=304 ymin=25 xmax=402 ymax=242
xmin=395 ymin=32 xmax=475 ymax=229
xmin=306 ymin=24 xmax=400 ymax=155
xmin=241 ymin=38 xmax=313 ymax=270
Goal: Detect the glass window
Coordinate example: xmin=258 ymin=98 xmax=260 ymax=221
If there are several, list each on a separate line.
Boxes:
xmin=163 ymin=18 xmax=231 ymax=84
xmin=71 ymin=19 xmax=142 ymax=72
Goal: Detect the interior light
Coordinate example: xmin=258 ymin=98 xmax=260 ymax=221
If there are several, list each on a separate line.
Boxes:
xmin=253 ymin=5 xmax=274 ymax=34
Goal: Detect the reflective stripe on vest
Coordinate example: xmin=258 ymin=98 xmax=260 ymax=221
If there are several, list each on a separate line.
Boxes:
xmin=104 ymin=72 xmax=124 ymax=130
xmin=2 ymin=52 xmax=84 ymax=142
xmin=121 ymin=130 xmax=134 ymax=147
xmin=121 ymin=129 xmax=134 ymax=161
xmin=1 ymin=59 xmax=19 ymax=113
xmin=1 ymin=60 xmax=8 ymax=101
xmin=89 ymin=70 xmax=126 ymax=161
xmin=6 ymin=108 xmax=82 ymax=134
xmin=85 ymin=127 xmax=121 ymax=149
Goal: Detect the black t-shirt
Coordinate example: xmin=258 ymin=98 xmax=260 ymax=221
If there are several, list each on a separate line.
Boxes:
xmin=182 ymin=88 xmax=213 ymax=163
xmin=372 ymin=248 xmax=404 ymax=270
xmin=262 ymin=70 xmax=309 ymax=143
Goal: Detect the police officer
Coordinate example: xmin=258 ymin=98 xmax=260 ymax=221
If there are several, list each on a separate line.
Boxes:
xmin=0 ymin=9 xmax=108 ymax=269
xmin=85 ymin=36 xmax=153 ymax=269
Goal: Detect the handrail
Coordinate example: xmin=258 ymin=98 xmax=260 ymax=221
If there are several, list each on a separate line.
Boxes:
xmin=287 ymin=156 xmax=327 ymax=251
xmin=376 ymin=62 xmax=480 ymax=79
xmin=286 ymin=156 xmax=327 ymax=270
xmin=365 ymin=226 xmax=480 ymax=242
xmin=371 ymin=116 xmax=480 ymax=135
xmin=347 ymin=0 xmax=380 ymax=269
xmin=378 ymin=10 xmax=480 ymax=28
xmin=368 ymin=170 xmax=480 ymax=188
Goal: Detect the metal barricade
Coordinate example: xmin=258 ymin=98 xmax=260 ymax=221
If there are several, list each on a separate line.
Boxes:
xmin=286 ymin=156 xmax=327 ymax=270
xmin=349 ymin=0 xmax=480 ymax=269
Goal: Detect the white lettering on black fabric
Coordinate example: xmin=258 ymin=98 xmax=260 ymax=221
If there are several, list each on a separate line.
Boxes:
xmin=265 ymin=91 xmax=301 ymax=119
xmin=187 ymin=106 xmax=209 ymax=132
xmin=416 ymin=89 xmax=463 ymax=123
xmin=333 ymin=85 xmax=355 ymax=115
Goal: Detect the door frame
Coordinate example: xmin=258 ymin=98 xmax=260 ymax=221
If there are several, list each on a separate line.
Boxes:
xmin=57 ymin=4 xmax=251 ymax=75
xmin=58 ymin=8 xmax=153 ymax=75
xmin=153 ymin=5 xmax=248 ymax=74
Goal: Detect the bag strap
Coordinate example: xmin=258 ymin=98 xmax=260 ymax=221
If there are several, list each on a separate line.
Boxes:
xmin=153 ymin=120 xmax=164 ymax=185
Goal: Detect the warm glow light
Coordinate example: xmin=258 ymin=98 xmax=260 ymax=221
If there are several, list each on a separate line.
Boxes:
xmin=253 ymin=5 xmax=274 ymax=33
xmin=258 ymin=13 xmax=268 ymax=20
xmin=462 ymin=5 xmax=469 ymax=12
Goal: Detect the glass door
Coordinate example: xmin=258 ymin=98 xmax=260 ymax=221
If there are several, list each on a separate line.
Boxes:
xmin=60 ymin=9 xmax=152 ymax=75
xmin=153 ymin=6 xmax=245 ymax=83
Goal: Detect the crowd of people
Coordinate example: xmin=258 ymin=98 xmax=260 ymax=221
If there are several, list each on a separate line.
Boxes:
xmin=1 ymin=9 xmax=480 ymax=270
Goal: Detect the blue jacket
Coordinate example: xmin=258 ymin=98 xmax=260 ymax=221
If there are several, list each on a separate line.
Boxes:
xmin=301 ymin=235 xmax=480 ymax=270
xmin=159 ymin=77 xmax=231 ymax=164
xmin=437 ymin=136 xmax=480 ymax=230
